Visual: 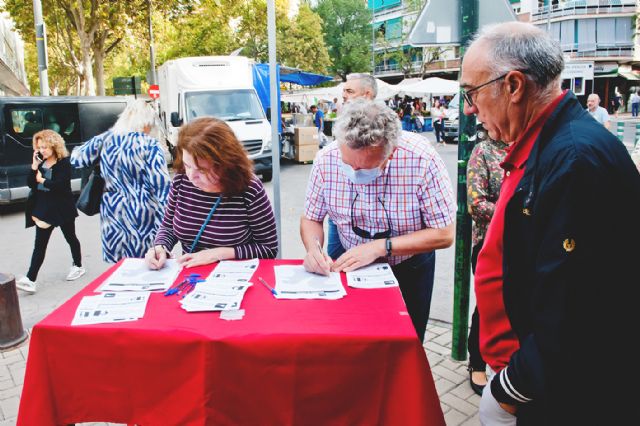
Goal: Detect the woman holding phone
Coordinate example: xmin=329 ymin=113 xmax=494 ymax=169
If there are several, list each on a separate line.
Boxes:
xmin=16 ymin=130 xmax=85 ymax=294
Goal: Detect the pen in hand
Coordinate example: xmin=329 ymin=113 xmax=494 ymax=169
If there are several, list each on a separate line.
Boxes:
xmin=314 ymin=237 xmax=331 ymax=276
xmin=258 ymin=276 xmax=278 ymax=296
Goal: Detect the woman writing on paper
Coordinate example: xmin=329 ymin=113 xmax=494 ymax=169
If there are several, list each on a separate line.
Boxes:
xmin=145 ymin=117 xmax=278 ymax=270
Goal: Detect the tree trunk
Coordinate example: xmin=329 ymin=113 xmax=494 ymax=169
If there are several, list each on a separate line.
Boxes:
xmin=78 ymin=33 xmax=96 ymax=96
xmin=94 ymin=51 xmax=105 ymax=96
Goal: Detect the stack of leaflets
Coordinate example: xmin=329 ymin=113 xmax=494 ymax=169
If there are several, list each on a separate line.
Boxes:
xmin=346 ymin=263 xmax=399 ymax=289
xmin=72 ymin=292 xmax=150 ymax=326
xmin=273 ymin=265 xmax=347 ymax=299
xmin=97 ymin=258 xmax=182 ymax=292
xmin=179 ymin=259 xmax=259 ymax=312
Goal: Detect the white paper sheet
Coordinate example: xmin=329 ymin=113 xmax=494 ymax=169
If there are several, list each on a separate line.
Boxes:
xmin=97 ymin=258 xmax=182 ymax=292
xmin=71 ymin=292 xmax=150 ymax=325
xmin=346 ymin=263 xmax=399 ymax=289
xmin=205 ymin=259 xmax=259 ymax=283
xmin=180 ymin=281 xmax=252 ymax=312
xmin=273 ymin=265 xmax=346 ymax=300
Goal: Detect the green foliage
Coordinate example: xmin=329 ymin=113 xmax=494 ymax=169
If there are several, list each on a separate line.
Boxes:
xmin=314 ymin=0 xmax=372 ymax=80
xmin=281 ymin=4 xmax=331 ymax=73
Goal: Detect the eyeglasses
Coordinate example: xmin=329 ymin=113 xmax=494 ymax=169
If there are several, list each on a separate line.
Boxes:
xmin=350 ymin=191 xmax=392 ymax=239
xmin=461 ymin=73 xmax=509 ymax=108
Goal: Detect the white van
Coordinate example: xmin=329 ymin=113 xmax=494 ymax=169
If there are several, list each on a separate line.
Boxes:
xmin=157 ymin=56 xmax=273 ymax=181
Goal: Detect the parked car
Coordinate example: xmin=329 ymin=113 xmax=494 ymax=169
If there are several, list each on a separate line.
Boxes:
xmin=0 ymin=96 xmax=127 ymax=204
xmin=442 ymin=93 xmax=460 ymax=143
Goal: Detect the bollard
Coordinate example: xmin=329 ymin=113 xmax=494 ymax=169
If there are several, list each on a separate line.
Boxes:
xmin=616 ymin=121 xmax=625 ymax=143
xmin=0 ymin=273 xmax=28 ymax=349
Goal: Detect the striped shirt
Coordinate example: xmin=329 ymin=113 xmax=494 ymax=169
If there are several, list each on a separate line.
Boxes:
xmin=305 ymin=132 xmax=456 ymax=266
xmin=155 ymin=174 xmax=278 ymax=259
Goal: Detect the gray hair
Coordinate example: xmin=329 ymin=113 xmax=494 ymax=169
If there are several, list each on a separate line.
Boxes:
xmin=334 ymin=99 xmax=400 ymax=156
xmin=346 ymin=73 xmax=378 ymax=98
xmin=470 ymin=22 xmax=564 ymax=102
xmin=112 ymin=99 xmax=160 ymax=136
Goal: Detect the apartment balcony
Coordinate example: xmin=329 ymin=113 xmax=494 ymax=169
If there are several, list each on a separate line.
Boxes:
xmin=374 ymin=60 xmax=424 ymax=77
xmin=531 ymin=0 xmax=636 ymax=22
xmin=560 ymin=42 xmax=634 ymax=60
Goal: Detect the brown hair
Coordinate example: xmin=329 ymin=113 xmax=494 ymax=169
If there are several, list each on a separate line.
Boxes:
xmin=32 ymin=129 xmax=68 ymax=159
xmin=173 ymin=117 xmax=254 ymax=194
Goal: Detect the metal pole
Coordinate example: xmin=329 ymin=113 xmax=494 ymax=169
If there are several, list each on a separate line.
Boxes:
xmin=147 ymin=0 xmax=157 ymax=85
xmin=267 ymin=0 xmax=282 ymax=258
xmin=451 ymin=0 xmax=478 ymax=361
xmin=371 ymin=3 xmax=375 ymax=73
xmin=32 ymin=0 xmax=49 ymax=96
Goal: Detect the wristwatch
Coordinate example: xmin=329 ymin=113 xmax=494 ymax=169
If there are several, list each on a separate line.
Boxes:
xmin=385 ymin=237 xmax=392 ymax=257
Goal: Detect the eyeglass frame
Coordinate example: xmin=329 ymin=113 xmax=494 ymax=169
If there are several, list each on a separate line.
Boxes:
xmin=349 ymin=168 xmax=392 ymax=240
xmin=461 ymin=70 xmax=528 ymax=108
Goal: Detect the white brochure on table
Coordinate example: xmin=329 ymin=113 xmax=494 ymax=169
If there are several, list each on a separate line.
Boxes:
xmin=72 ymin=292 xmax=150 ymax=325
xmin=205 ymin=258 xmax=259 ymax=283
xmin=273 ymin=265 xmax=346 ymax=300
xmin=180 ymin=281 xmax=252 ymax=312
xmin=346 ymin=263 xmax=399 ymax=289
xmin=97 ymin=258 xmax=182 ymax=292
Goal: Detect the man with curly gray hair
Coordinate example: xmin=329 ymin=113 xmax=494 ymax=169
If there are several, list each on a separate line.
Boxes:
xmin=300 ymin=99 xmax=455 ymax=343
xmin=462 ymin=22 xmax=639 ymax=425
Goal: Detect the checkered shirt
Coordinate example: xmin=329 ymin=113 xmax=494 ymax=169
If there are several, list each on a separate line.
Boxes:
xmin=304 ymin=131 xmax=456 ymax=266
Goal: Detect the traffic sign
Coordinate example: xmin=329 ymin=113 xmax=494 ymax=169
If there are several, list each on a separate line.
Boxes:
xmin=148 ymin=84 xmax=160 ymax=99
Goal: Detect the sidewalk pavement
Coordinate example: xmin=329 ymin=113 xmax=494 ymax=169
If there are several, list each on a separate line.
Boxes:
xmin=0 ymin=320 xmax=481 ymax=425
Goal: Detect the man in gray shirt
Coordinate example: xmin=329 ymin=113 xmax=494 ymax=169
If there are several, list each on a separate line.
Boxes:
xmin=586 ymin=93 xmax=610 ymax=129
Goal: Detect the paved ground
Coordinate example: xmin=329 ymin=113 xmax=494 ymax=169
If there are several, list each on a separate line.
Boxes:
xmin=2 ymin=115 xmax=637 ymax=424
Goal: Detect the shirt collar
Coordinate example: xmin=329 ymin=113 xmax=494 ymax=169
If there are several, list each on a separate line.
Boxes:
xmin=503 ymin=90 xmax=568 ymax=170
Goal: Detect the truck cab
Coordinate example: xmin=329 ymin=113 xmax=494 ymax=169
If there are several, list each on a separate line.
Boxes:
xmin=157 ymin=56 xmax=273 ymax=181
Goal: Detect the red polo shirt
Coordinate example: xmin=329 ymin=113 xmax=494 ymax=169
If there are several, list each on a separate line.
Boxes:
xmin=475 ymin=90 xmax=567 ymax=372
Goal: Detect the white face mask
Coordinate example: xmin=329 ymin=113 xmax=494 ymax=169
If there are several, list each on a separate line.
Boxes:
xmin=339 ymin=160 xmax=382 ymax=185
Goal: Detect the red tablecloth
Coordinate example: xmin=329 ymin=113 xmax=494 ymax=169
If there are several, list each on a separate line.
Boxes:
xmin=17 ymin=259 xmax=445 ymax=426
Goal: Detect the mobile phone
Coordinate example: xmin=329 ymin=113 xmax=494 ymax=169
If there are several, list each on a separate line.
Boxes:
xmin=35 ymin=152 xmax=44 ymax=162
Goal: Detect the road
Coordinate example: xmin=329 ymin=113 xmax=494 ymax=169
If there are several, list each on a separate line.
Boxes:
xmin=0 ymin=135 xmax=466 ymax=330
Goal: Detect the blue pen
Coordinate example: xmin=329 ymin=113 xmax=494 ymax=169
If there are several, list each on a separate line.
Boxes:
xmin=258 ymin=277 xmax=277 ymax=296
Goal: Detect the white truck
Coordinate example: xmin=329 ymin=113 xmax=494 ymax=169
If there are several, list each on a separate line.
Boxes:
xmin=157 ymin=56 xmax=273 ymax=181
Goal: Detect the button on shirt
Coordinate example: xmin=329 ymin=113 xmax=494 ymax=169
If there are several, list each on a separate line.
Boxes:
xmin=304 ymin=132 xmax=456 ymax=266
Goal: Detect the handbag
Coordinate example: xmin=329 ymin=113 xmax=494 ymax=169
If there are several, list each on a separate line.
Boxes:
xmin=76 ymin=164 xmax=104 ymax=216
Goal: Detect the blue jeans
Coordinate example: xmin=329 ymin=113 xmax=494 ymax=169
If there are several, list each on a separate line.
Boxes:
xmin=391 ymin=252 xmax=436 ymax=343
xmin=632 ymin=103 xmax=639 ymax=117
xmin=402 ymin=115 xmax=412 ymax=131
xmin=326 ymin=219 xmax=345 ymax=259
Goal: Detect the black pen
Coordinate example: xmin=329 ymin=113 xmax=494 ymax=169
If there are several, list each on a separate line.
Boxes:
xmin=258 ymin=276 xmax=278 ymax=296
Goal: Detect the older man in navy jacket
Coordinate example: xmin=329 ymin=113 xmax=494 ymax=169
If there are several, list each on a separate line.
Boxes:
xmin=461 ymin=22 xmax=640 ymax=425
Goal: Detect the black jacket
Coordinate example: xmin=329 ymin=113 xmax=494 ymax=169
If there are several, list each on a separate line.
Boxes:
xmin=25 ymin=157 xmax=78 ymax=228
xmin=491 ymin=92 xmax=640 ymax=425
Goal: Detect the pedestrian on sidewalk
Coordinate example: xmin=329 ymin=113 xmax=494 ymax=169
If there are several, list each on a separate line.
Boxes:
xmin=465 ymin=124 xmax=508 ymax=396
xmin=630 ymin=89 xmax=640 ymax=117
xmin=586 ymin=93 xmax=610 ymax=130
xmin=70 ymin=100 xmax=171 ymax=263
xmin=17 ymin=130 xmax=85 ymax=294
xmin=461 ymin=22 xmax=640 ymax=425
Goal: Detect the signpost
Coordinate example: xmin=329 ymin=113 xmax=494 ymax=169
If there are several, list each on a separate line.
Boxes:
xmin=408 ymin=0 xmax=516 ymax=361
xmin=148 ymin=84 xmax=160 ymax=99
xmin=113 ymin=76 xmax=142 ymax=97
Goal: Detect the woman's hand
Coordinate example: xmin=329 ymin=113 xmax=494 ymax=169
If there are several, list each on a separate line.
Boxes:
xmin=35 ymin=170 xmax=45 ymax=184
xmin=178 ymin=248 xmax=228 ymax=268
xmin=145 ymin=245 xmax=168 ymax=270
xmin=32 ymin=151 xmax=41 ymax=170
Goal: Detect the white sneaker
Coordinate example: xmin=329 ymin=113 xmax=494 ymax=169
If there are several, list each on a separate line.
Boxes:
xmin=66 ymin=265 xmax=86 ymax=281
xmin=16 ymin=276 xmax=37 ymax=294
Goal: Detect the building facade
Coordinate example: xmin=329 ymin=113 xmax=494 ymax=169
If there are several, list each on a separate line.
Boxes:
xmin=0 ymin=13 xmax=28 ymax=96
xmin=374 ymin=0 xmax=639 ymax=111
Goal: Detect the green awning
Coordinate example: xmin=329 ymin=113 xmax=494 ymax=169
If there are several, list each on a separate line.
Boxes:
xmin=619 ymin=71 xmax=640 ymax=81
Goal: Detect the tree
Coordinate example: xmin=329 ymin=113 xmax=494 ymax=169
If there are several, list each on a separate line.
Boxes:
xmin=234 ymin=0 xmax=291 ymax=63
xmin=314 ymin=0 xmax=371 ymax=80
xmin=280 ymin=4 xmax=331 ymax=73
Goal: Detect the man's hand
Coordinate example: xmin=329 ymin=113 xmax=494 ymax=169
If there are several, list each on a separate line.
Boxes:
xmin=332 ymin=240 xmax=384 ymax=272
xmin=303 ymin=246 xmax=333 ymax=276
xmin=499 ymin=402 xmax=517 ymax=415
